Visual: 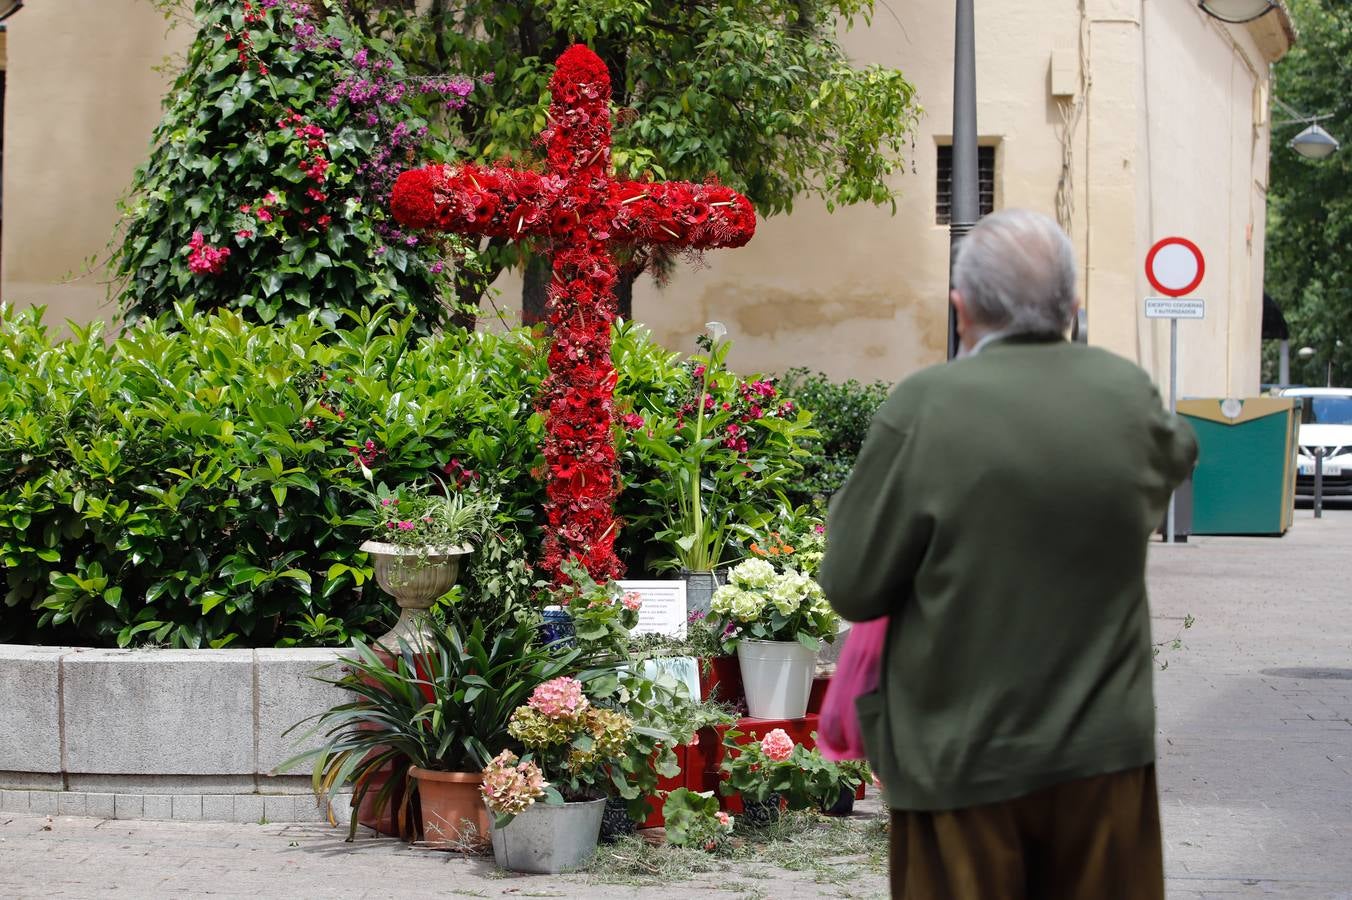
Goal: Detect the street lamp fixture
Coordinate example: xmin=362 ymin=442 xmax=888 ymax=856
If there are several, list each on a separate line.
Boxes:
xmin=1290 ymin=124 xmax=1340 ymax=160
xmin=1197 ymin=0 xmax=1277 ymax=24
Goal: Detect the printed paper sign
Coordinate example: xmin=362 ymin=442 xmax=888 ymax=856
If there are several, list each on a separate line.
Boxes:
xmin=618 ymin=580 xmax=688 ymax=638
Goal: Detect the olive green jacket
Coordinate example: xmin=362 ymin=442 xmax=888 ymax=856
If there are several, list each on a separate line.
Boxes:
xmin=820 ymin=334 xmax=1198 ymax=811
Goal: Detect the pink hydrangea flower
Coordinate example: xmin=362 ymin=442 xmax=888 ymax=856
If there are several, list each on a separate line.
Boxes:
xmin=760 ymin=728 xmax=794 ymax=762
xmin=527 ymin=676 xmax=588 ymax=720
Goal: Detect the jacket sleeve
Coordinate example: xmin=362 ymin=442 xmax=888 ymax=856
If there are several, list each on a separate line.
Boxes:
xmin=1148 ymin=386 xmax=1200 ymax=491
xmin=819 ymin=416 xmax=931 ymax=623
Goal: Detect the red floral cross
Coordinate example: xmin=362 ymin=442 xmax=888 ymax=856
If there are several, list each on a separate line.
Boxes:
xmin=391 ymin=45 xmax=756 ymax=583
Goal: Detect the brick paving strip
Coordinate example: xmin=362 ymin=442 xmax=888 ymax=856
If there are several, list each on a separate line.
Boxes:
xmin=2 ymin=509 xmax=1349 ymax=899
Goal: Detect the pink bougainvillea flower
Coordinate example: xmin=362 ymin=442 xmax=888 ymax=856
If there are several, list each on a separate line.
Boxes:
xmin=760 ymin=728 xmax=794 ymax=762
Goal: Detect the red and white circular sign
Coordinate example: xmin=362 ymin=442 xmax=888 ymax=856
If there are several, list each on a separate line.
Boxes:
xmin=1145 ymin=237 xmax=1205 ymax=298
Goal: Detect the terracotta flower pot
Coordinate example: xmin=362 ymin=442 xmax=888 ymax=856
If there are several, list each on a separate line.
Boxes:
xmin=409 ymin=767 xmax=491 ymax=849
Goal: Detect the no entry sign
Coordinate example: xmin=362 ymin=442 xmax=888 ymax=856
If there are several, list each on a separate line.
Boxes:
xmin=1145 ymin=237 xmax=1205 ymax=297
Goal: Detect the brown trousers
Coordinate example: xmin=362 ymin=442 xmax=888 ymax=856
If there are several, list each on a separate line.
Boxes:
xmin=888 ymin=765 xmax=1164 ymax=900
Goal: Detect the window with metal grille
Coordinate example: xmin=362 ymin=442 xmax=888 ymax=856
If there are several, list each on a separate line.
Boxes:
xmin=936 ymin=144 xmax=996 ymax=225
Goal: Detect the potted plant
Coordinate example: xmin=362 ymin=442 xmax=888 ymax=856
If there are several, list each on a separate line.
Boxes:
xmin=710 ymin=558 xmax=839 ymax=719
xmin=481 ymin=676 xmax=635 ymax=874
xmin=820 ymin=759 xmax=872 ymax=817
xmin=541 ymin=559 xmax=643 ymax=657
xmin=719 ymin=728 xmax=839 ymax=826
xmin=661 ymin=788 xmax=735 ymax=851
xmin=627 ymin=323 xmax=809 ymax=612
xmin=683 ymin=610 xmax=744 ymax=709
xmin=282 ymin=612 xmax=589 ymax=848
xmin=359 ymin=483 xmax=494 ymax=647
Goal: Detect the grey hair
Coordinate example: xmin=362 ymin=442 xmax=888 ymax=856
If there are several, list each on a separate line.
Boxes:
xmin=952 ymin=209 xmax=1078 ymax=334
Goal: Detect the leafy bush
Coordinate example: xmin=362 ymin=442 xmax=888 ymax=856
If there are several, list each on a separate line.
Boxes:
xmin=777 ymin=368 xmax=892 ymax=501
xmin=114 ymin=1 xmax=482 ymax=328
xmin=0 ymin=303 xmax=545 ymax=648
xmin=0 ymin=307 xmax=812 ymax=648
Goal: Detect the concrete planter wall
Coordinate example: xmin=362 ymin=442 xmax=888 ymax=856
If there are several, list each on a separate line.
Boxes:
xmin=0 ymin=645 xmax=353 ymax=823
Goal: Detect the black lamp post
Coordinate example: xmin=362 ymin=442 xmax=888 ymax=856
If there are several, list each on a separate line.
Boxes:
xmin=947 ymin=0 xmax=979 ymax=360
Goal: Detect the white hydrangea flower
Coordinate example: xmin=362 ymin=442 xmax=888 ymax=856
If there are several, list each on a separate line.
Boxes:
xmin=710 ymin=584 xmax=739 ymax=616
xmin=730 ymin=558 xmax=777 ymax=590
xmin=730 ymin=589 xmax=764 ymax=622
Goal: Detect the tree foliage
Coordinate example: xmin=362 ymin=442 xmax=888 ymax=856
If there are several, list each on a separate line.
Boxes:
xmin=346 ymin=0 xmax=922 ymax=318
xmin=115 ymin=1 xmax=477 ymax=328
xmin=1266 ymin=0 xmax=1352 ymax=385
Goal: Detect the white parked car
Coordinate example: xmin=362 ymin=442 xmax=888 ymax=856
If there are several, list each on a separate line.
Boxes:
xmin=1278 ymin=387 xmax=1352 ymax=496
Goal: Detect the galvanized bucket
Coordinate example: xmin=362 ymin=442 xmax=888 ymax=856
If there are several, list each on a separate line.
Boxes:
xmin=489 ymin=798 xmax=605 ymax=874
xmin=738 ymin=638 xmax=816 ymax=719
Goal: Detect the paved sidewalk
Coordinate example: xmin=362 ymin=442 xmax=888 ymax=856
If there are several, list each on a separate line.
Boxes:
xmin=1152 ymin=509 xmax=1352 ymax=899
xmin=1 ymin=510 xmax=1348 ymax=899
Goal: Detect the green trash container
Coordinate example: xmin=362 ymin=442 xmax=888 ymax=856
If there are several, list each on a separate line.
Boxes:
xmin=1176 ymin=397 xmax=1299 ymax=535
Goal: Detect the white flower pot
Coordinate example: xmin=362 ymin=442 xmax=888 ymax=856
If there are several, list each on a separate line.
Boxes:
xmin=489 ymin=798 xmax=605 ymax=874
xmin=737 ymin=639 xmax=816 ymax=720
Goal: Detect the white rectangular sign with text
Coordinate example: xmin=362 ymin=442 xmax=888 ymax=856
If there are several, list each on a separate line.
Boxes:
xmin=1145 ymin=297 xmax=1205 ymax=319
xmin=618 ymin=580 xmax=688 ymax=639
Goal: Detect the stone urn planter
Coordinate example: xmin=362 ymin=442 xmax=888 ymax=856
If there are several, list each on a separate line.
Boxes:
xmin=737 ymin=639 xmax=816 ymax=719
xmin=409 ymin=767 xmax=491 ymax=849
xmin=360 ymin=541 xmax=472 ymax=647
xmin=489 ymin=797 xmax=606 ymax=874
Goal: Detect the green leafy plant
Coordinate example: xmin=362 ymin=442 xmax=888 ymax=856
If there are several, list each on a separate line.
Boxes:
xmin=720 ymin=728 xmax=840 ymax=811
xmin=114 ymin=1 xmax=484 ymax=329
xmin=605 ymin=668 xmax=736 ymax=824
xmin=662 ymin=788 xmax=734 ymax=851
xmin=625 ymin=326 xmax=814 ymax=574
xmin=709 ymin=558 xmax=839 ymax=651
xmin=544 ymin=559 xmax=642 ymax=658
xmin=280 ymin=612 xmax=595 ymax=840
xmin=0 ymin=306 xmax=835 ymax=648
xmin=777 ymin=368 xmax=892 ymax=502
xmin=368 ymin=483 xmax=494 ymax=549
xmin=0 ymin=304 xmax=546 ymax=648
xmin=737 ymin=498 xmax=827 ymax=577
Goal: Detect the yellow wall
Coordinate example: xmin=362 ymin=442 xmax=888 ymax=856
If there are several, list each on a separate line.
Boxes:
xmin=1 ymin=0 xmax=190 ymax=324
xmin=1 ymin=1 xmax=1287 ymax=398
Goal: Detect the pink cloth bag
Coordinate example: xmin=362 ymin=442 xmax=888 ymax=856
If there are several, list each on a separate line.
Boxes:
xmin=818 ymin=617 xmax=889 ymax=761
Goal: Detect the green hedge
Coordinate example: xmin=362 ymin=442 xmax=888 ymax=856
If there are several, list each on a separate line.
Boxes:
xmin=0 ymin=306 xmax=808 ymax=648
xmin=779 ymin=368 xmax=892 ymax=501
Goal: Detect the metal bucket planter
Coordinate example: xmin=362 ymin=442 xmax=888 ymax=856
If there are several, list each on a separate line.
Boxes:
xmin=679 ymin=570 xmax=723 ymax=616
xmin=360 ymin=541 xmax=471 ymax=647
xmin=490 ymin=798 xmax=606 ymax=874
xmin=737 ymin=639 xmax=817 ymax=719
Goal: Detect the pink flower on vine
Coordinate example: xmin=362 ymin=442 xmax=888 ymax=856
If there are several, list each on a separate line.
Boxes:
xmin=760 ymin=728 xmax=794 ymax=762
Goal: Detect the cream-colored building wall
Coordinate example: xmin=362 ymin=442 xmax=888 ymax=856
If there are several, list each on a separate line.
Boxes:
xmin=0 ymin=0 xmax=191 ymax=323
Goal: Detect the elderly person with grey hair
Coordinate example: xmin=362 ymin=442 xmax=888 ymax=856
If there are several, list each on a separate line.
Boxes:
xmin=821 ymin=209 xmax=1197 ymax=899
